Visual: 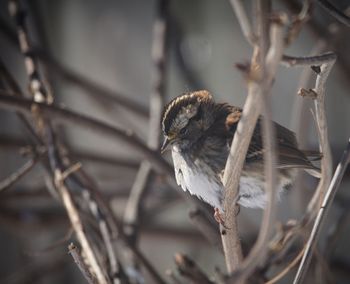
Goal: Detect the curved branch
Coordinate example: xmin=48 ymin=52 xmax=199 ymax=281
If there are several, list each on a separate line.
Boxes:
xmin=281 ymin=52 xmax=337 ymax=67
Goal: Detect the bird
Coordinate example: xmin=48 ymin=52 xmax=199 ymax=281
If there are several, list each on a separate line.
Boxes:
xmin=160 ymin=90 xmax=320 ymax=222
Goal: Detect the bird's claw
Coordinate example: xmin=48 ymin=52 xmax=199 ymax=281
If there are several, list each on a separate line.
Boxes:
xmin=214 ymin=208 xmax=228 ymax=229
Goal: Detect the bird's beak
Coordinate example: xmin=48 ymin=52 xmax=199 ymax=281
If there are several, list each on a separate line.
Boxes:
xmin=161 ymin=137 xmax=171 ymax=154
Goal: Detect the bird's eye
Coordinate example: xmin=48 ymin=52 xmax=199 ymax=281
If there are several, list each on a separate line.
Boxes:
xmin=180 ymin=128 xmax=188 ymax=135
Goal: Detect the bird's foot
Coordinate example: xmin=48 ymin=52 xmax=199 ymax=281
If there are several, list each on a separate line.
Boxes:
xmin=214 ymin=208 xmax=227 ymax=228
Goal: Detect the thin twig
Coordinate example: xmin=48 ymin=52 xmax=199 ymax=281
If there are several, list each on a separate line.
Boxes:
xmin=291 ymin=40 xmax=327 ymax=213
xmin=316 ymin=0 xmax=350 ymax=27
xmin=265 ymin=245 xmax=306 ymax=284
xmin=31 ymin=49 xmax=148 ymax=117
xmin=227 ymin=0 xmax=334 ymax=71
xmin=293 ymin=138 xmax=350 ymax=283
xmin=0 ymin=19 xmax=148 ymax=117
xmin=281 ymin=52 xmax=337 ymax=67
xmin=229 ymin=0 xmax=256 ymax=45
xmin=0 ymin=56 xmax=44 ymax=147
xmin=0 ymin=92 xmax=172 ymax=175
xmin=8 ymin=0 xmax=51 ymax=104
xmin=77 ymin=170 xmax=166 ymax=284
xmin=306 ymin=53 xmax=336 ymax=217
xmin=55 ymin=168 xmax=108 ymax=284
xmin=188 ymin=208 xmax=222 ymax=251
xmin=123 ymin=0 xmax=170 ymax=248
xmin=83 ymin=189 xmax=121 ymax=284
xmin=174 ymin=253 xmax=214 ymax=284
xmin=0 ymin=156 xmax=39 ymax=193
xmin=68 ymin=242 xmax=98 ymax=284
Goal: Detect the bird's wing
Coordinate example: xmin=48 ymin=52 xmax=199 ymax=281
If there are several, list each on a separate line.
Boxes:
xmin=225 ymin=112 xmax=320 ymax=171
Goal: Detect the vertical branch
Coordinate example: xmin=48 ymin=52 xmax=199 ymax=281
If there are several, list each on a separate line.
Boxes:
xmin=291 ymin=41 xmax=326 ymax=211
xmin=123 ymin=0 xmax=169 ymax=282
xmin=231 ymin=15 xmax=286 ymax=282
xmin=222 ymin=0 xmax=286 ymax=277
xmin=306 ymin=56 xmax=336 ymax=216
xmin=123 ymin=0 xmax=169 ymax=243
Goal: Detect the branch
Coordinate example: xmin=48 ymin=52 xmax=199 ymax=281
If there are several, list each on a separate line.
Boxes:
xmin=293 ymin=138 xmax=350 ymax=283
xmin=306 ymin=53 xmax=336 ymax=217
xmin=0 ymin=92 xmax=173 ymax=176
xmin=222 ymin=3 xmax=286 ymax=279
xmin=229 ymin=0 xmax=256 ymax=45
xmin=281 ymin=52 xmax=337 ymax=67
xmin=0 ymin=15 xmax=149 ymax=117
xmin=0 ymin=56 xmax=44 ymax=147
xmin=188 ymin=208 xmax=222 ymax=251
xmin=8 ymin=2 xmax=117 ymax=283
xmin=0 ymin=92 xmax=217 ymax=214
xmin=227 ymin=0 xmax=333 ymax=71
xmin=228 ymin=9 xmax=287 ymax=284
xmin=82 ymin=188 xmax=122 ymax=284
xmin=174 ymin=253 xmax=214 ymax=284
xmin=80 ymin=177 xmax=166 ymax=284
xmin=123 ymin=0 xmax=170 ymax=246
xmin=0 ymin=156 xmax=39 ymax=193
xmin=55 ymin=168 xmax=108 ymax=284
xmin=31 ymin=49 xmax=149 ymax=118
xmin=266 ymin=245 xmax=306 ymax=284
xmin=316 ymin=0 xmax=350 ymax=27
xmin=68 ymin=243 xmax=98 ymax=284
xmin=0 ymin=92 xmax=213 ymax=283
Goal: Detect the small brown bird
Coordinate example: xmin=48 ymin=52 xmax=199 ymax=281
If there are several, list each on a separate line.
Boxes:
xmin=161 ymin=90 xmax=320 ymax=221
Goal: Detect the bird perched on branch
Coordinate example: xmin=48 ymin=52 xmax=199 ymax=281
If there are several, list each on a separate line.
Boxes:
xmin=160 ymin=90 xmax=320 ymax=223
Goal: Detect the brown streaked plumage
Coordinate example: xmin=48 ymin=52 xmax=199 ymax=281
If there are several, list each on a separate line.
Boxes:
xmin=161 ymin=90 xmax=320 ymax=216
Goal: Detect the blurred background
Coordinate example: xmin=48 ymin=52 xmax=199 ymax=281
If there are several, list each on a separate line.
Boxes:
xmin=0 ymin=0 xmax=350 ymax=283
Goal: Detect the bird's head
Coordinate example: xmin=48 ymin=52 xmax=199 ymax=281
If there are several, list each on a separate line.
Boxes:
xmin=160 ymin=90 xmax=215 ymax=153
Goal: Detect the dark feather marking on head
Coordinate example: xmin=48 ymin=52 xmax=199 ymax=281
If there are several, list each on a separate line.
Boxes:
xmin=161 ymin=90 xmax=213 ymax=134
